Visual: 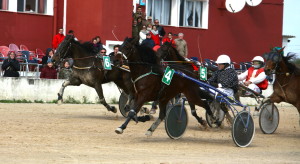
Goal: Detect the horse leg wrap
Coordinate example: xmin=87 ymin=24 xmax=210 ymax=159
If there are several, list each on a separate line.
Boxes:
xmin=149 ymin=118 xmax=162 ymax=132
xmin=57 ymin=93 xmax=63 ymax=100
xmin=137 ymin=115 xmax=151 ymax=122
xmin=128 ymin=110 xmax=138 ymax=123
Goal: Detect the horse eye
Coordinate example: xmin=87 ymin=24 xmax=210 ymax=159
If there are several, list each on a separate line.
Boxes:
xmin=273 ymin=55 xmax=280 ymax=62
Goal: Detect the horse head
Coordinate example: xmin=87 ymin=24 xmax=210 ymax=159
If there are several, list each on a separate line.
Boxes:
xmin=157 ymin=42 xmax=185 ymax=61
xmin=263 ymin=47 xmax=285 ymax=75
xmin=53 ymin=35 xmax=75 ymax=66
xmin=120 ymin=37 xmax=139 ymax=59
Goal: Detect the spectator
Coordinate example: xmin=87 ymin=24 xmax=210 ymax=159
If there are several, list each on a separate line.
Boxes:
xmin=95 ymin=36 xmax=104 ymax=50
xmin=42 ymin=48 xmax=54 ymax=67
xmin=52 ymin=28 xmax=65 ymax=49
xmin=139 ymin=25 xmax=148 ymax=44
xmin=154 ymin=19 xmax=166 ymax=38
xmin=108 ymin=45 xmax=120 ymax=61
xmin=141 ymin=12 xmax=148 ymax=26
xmin=40 ymin=59 xmax=57 ymax=79
xmin=146 ymin=16 xmax=153 ymax=26
xmin=150 ymin=25 xmax=161 ymax=46
xmin=174 ymin=33 xmax=188 ymax=58
xmin=1 ymin=51 xmax=20 ymax=77
xmin=162 ymin=32 xmax=176 ymax=47
xmin=136 ymin=16 xmax=143 ymax=32
xmin=147 ymin=24 xmax=153 ymax=32
xmin=99 ymin=48 xmax=107 ymax=56
xmin=238 ymin=56 xmax=268 ymax=94
xmin=133 ymin=6 xmax=143 ymax=21
xmin=58 ymin=60 xmax=72 ymax=79
xmin=68 ymin=30 xmax=78 ymax=41
xmin=132 ymin=20 xmax=139 ymax=38
xmin=141 ymin=33 xmax=155 ymax=49
xmin=92 ymin=38 xmax=101 ymax=53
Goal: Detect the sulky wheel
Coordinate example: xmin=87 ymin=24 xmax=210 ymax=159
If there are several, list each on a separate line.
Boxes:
xmin=206 ymin=101 xmax=225 ymax=128
xmin=118 ymin=91 xmax=129 ymax=117
xmin=259 ymin=103 xmax=279 ymax=134
xmin=165 ymin=104 xmax=188 ymax=139
xmin=232 ymin=111 xmax=255 ymax=147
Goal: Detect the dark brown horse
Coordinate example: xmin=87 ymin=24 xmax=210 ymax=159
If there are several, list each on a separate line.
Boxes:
xmin=52 ymin=35 xmax=135 ymax=113
xmin=115 ymin=38 xmax=216 ymax=135
xmin=263 ymin=47 xmax=300 ymax=125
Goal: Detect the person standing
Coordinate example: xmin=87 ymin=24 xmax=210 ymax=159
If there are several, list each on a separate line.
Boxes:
xmin=52 ymin=28 xmax=65 ymax=49
xmin=139 ymin=25 xmax=148 ymax=44
xmin=150 ymin=25 xmax=160 ymax=46
xmin=141 ymin=33 xmax=155 ymax=49
xmin=1 ymin=51 xmax=20 ymax=77
xmin=174 ymin=33 xmax=188 ymax=58
xmin=133 ymin=6 xmax=143 ymax=21
xmin=132 ymin=20 xmax=139 ymax=38
xmin=154 ymin=19 xmax=166 ymax=39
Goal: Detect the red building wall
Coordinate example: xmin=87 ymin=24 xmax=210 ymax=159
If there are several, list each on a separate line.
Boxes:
xmin=66 ymin=0 xmax=132 ymax=43
xmin=163 ymin=0 xmax=283 ymax=62
xmin=0 ymin=11 xmax=53 ymax=51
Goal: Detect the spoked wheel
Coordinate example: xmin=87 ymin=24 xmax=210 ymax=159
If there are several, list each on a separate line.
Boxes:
xmin=118 ymin=91 xmax=129 ymax=117
xmin=165 ymin=104 xmax=188 ymax=139
xmin=259 ymin=103 xmax=279 ymax=134
xmin=205 ymin=101 xmax=225 ymax=128
xmin=232 ymin=111 xmax=255 ymax=147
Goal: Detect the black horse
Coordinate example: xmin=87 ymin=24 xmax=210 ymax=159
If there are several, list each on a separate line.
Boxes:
xmin=115 ymin=38 xmax=216 ymax=135
xmin=52 ymin=35 xmax=135 ymax=113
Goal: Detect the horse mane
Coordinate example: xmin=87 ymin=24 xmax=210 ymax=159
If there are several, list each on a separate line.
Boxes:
xmin=73 ymin=40 xmax=98 ymax=55
xmin=283 ymin=53 xmax=300 ymax=75
xmin=136 ymin=45 xmax=158 ymax=64
xmin=163 ymin=42 xmax=186 ymax=61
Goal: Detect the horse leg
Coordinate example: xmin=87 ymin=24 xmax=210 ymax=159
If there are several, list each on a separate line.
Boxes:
xmin=94 ymin=84 xmax=117 ymax=113
xmin=115 ymin=95 xmax=148 ymax=134
xmin=189 ymin=103 xmax=208 ymax=129
xmin=145 ymin=100 xmax=168 ymax=136
xmin=57 ymin=80 xmax=70 ymax=104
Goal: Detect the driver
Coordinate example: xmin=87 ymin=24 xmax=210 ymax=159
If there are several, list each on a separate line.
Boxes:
xmin=238 ymin=56 xmax=268 ymax=94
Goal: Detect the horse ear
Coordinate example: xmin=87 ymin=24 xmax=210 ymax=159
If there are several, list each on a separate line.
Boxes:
xmin=262 ymin=53 xmax=269 ymax=60
xmin=131 ymin=37 xmax=139 ymax=45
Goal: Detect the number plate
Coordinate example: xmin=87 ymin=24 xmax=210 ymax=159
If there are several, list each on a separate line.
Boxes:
xmin=162 ymin=66 xmax=175 ymax=85
xmin=199 ymin=66 xmax=207 ymax=81
xmin=103 ymin=56 xmax=112 ymax=70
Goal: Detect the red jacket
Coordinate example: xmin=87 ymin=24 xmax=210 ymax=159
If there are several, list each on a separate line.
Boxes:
xmin=40 ymin=66 xmax=57 ymax=79
xmin=52 ymin=34 xmax=65 ymax=49
xmin=246 ymin=67 xmax=268 ymax=90
xmin=150 ymin=32 xmax=160 ymax=45
xmin=162 ymin=38 xmax=176 ymax=47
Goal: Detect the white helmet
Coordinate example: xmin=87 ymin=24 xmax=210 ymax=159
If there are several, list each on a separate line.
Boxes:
xmin=252 ymin=56 xmax=264 ymax=62
xmin=216 ymin=54 xmax=231 ymax=64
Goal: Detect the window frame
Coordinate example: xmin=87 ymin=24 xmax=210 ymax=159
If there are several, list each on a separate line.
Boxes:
xmin=146 ymin=0 xmax=209 ymax=29
xmin=4 ymin=0 xmax=53 ymax=16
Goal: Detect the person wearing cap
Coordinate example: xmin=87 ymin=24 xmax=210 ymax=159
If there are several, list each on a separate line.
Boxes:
xmin=1 ymin=51 xmax=20 ymax=77
xmin=141 ymin=33 xmax=155 ymax=49
xmin=175 ymin=33 xmax=188 ymax=58
xmin=145 ymin=16 xmax=153 ymax=26
xmin=208 ymin=54 xmax=238 ymax=125
xmin=58 ymin=60 xmax=72 ymax=79
xmin=208 ymin=54 xmax=238 ymax=97
xmin=40 ymin=59 xmax=57 ymax=79
xmin=238 ymin=56 xmax=268 ymax=94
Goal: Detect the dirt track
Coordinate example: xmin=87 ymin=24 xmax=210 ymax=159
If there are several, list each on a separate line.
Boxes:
xmin=0 ymin=103 xmax=299 ymax=163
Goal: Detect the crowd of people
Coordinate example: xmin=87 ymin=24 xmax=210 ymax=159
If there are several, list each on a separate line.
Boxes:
xmin=1 ymin=6 xmax=269 ymax=110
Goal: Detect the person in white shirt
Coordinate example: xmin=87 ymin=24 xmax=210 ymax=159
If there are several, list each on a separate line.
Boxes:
xmin=238 ymin=56 xmax=269 ymax=94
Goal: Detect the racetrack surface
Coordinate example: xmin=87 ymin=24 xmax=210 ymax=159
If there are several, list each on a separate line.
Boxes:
xmin=0 ymin=103 xmax=299 ymax=163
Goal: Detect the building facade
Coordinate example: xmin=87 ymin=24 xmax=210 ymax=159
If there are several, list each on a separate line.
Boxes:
xmin=0 ymin=0 xmax=283 ymax=62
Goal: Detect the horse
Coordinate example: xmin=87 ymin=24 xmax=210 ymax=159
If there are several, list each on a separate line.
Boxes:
xmin=52 ymin=35 xmax=135 ymax=113
xmin=263 ymin=47 xmax=300 ymax=125
xmin=157 ymin=42 xmax=209 ymax=128
xmin=115 ymin=37 xmax=216 ymax=135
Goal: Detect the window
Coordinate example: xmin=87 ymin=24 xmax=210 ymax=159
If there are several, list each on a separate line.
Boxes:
xmin=0 ymin=0 xmax=8 ymax=10
xmin=147 ymin=0 xmax=171 ymax=25
xmin=17 ymin=0 xmax=47 ymax=14
xmin=147 ymin=0 xmax=209 ymax=29
xmin=179 ymin=0 xmax=203 ymax=27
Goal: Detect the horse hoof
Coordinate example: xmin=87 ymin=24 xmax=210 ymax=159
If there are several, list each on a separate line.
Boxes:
xmin=145 ymin=130 xmax=152 ymax=136
xmin=115 ymin=127 xmax=123 ymax=134
xmin=110 ymin=106 xmax=117 ymax=113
